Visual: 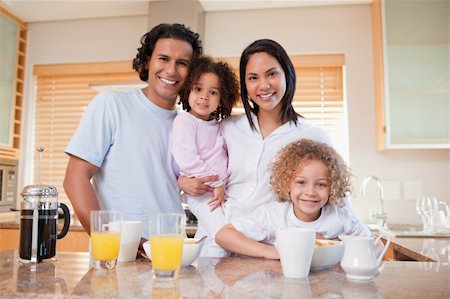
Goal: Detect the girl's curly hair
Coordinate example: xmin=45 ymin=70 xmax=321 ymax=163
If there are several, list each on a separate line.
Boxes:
xmin=269 ymin=139 xmax=351 ymax=207
xmin=132 ymin=23 xmax=203 ymax=82
xmin=178 ymin=55 xmax=240 ymax=121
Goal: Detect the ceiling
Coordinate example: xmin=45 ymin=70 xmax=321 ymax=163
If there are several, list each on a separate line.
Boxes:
xmin=0 ymin=0 xmax=370 ymax=23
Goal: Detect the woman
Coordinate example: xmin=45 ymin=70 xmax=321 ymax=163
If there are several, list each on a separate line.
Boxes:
xmin=179 ymin=39 xmax=331 ymax=254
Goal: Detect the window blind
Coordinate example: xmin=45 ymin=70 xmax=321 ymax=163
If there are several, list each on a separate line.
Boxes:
xmin=33 ymin=62 xmax=140 ymax=206
xmin=33 ymin=55 xmax=346 ymax=209
xmin=294 ymin=62 xmax=347 ymax=161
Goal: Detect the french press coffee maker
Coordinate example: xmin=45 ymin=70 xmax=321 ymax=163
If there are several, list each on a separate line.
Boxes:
xmin=18 ymin=147 xmax=71 ymax=263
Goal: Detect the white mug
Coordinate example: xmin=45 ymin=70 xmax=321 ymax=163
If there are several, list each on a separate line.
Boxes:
xmin=340 ymin=235 xmax=390 ymax=280
xmin=275 ymin=227 xmax=315 ymax=279
xmin=117 ymin=221 xmax=142 ymax=262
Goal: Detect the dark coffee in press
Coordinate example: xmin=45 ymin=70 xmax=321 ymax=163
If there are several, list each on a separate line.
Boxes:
xmin=19 ymin=206 xmax=69 ymax=261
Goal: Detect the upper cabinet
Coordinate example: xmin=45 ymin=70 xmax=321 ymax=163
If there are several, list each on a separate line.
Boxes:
xmin=0 ymin=7 xmax=26 ymax=160
xmin=372 ymin=0 xmax=449 ymax=150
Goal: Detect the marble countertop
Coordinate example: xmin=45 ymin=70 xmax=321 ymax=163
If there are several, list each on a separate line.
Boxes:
xmin=0 ymin=250 xmax=449 ymax=298
xmin=371 ymin=228 xmax=450 ymax=262
xmin=386 ymin=236 xmax=450 ymax=262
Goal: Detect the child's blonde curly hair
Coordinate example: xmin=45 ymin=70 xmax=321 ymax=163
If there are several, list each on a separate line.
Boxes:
xmin=269 ymin=139 xmax=351 ymax=207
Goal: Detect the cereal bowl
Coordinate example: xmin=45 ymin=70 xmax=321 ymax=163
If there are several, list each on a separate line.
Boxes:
xmin=311 ymin=239 xmax=344 ymax=270
xmin=143 ymin=238 xmax=204 ymax=267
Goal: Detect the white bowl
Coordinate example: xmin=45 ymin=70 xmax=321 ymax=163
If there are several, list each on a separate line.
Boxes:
xmin=311 ymin=239 xmax=344 ymax=270
xmin=143 ymin=238 xmax=204 ymax=267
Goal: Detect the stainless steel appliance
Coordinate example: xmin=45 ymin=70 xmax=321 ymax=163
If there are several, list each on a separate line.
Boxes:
xmin=0 ymin=158 xmax=18 ymax=212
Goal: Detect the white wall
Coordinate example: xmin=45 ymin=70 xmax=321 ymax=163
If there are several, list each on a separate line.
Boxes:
xmin=18 ymin=5 xmax=449 ymax=226
xmin=27 ymin=16 xmax=148 ymax=64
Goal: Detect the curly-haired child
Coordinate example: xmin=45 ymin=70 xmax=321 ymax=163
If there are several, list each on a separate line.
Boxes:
xmin=172 ymin=55 xmax=239 ymax=257
xmin=216 ymin=139 xmax=370 ymax=259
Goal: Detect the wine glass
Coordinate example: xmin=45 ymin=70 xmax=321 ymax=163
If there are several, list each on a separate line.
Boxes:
xmin=416 ymin=197 xmax=427 ymax=232
xmin=419 ymin=196 xmax=439 ymax=233
xmin=433 ymin=201 xmax=450 ymax=232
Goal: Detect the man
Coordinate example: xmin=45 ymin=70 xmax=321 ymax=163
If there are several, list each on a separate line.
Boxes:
xmin=63 ymin=24 xmax=203 ymax=238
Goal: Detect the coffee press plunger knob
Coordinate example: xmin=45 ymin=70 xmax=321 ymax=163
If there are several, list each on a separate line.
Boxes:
xmin=36 ymin=146 xmax=44 ymax=186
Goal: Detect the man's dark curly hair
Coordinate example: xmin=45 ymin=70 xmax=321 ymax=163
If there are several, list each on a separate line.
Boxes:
xmin=132 ymin=23 xmax=203 ymax=82
xmin=178 ymin=56 xmax=240 ymax=121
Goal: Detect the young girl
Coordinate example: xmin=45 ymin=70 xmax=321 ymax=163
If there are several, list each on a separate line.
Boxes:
xmin=171 ymin=55 xmax=239 ymax=257
xmin=216 ymin=139 xmax=371 ymax=259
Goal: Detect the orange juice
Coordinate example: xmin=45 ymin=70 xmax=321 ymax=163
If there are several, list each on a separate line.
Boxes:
xmin=150 ymin=235 xmax=183 ymax=271
xmin=91 ymin=231 xmax=121 ymax=261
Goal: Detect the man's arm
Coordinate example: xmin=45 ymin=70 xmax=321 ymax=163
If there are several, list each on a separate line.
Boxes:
xmin=216 ymin=224 xmax=279 ymax=259
xmin=63 ymin=155 xmax=100 ymax=235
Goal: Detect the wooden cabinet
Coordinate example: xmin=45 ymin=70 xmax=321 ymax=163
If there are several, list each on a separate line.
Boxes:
xmin=0 ymin=229 xmax=19 ymax=252
xmin=59 ymin=230 xmax=90 ymax=252
xmin=0 ymin=7 xmax=26 ymax=160
xmin=0 ymin=228 xmax=89 ymax=253
xmin=372 ymin=0 xmax=449 ymax=150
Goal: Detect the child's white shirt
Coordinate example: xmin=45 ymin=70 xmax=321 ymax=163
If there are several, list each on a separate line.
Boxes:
xmin=230 ymin=198 xmax=370 ymax=244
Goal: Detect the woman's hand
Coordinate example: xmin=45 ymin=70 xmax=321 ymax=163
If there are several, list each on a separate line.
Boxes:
xmin=178 ymin=175 xmax=219 ymax=196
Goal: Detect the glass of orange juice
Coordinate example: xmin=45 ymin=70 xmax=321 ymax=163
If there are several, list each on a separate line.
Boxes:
xmin=90 ymin=210 xmax=123 ymax=270
xmin=149 ymin=213 xmax=185 ymax=280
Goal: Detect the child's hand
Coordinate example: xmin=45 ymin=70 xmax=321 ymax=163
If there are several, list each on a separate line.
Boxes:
xmin=316 ymin=232 xmax=326 ymax=240
xmin=263 ymin=245 xmax=280 ymax=259
xmin=207 ymin=185 xmax=225 ymax=211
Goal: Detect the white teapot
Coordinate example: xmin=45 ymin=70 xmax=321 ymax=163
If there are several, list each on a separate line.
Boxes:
xmin=340 ymin=235 xmax=390 ymax=280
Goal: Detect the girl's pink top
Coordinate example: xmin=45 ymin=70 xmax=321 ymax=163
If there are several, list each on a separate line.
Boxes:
xmin=171 ymin=112 xmax=227 ymax=188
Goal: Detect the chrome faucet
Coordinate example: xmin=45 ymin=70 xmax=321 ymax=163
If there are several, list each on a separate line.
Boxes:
xmin=361 ymin=175 xmax=387 ymax=228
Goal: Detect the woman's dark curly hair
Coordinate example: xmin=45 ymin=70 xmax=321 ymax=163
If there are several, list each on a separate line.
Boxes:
xmin=178 ymin=56 xmax=240 ymax=121
xmin=132 ymin=23 xmax=203 ymax=82
xmin=270 ymin=139 xmax=352 ymax=207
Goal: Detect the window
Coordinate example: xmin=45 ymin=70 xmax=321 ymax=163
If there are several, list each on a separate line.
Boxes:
xmin=33 ymin=62 xmax=140 ymax=207
xmin=292 ymin=55 xmax=348 ymax=162
xmin=33 ymin=54 xmax=347 ymax=208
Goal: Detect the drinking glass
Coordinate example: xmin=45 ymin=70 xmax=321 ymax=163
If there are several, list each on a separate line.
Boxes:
xmin=90 ymin=210 xmax=123 ymax=270
xmin=149 ymin=213 xmax=185 ymax=280
xmin=433 ymin=201 xmax=450 ymax=232
xmin=417 ymin=196 xmax=438 ymax=233
xmin=416 ymin=197 xmax=427 ymax=231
